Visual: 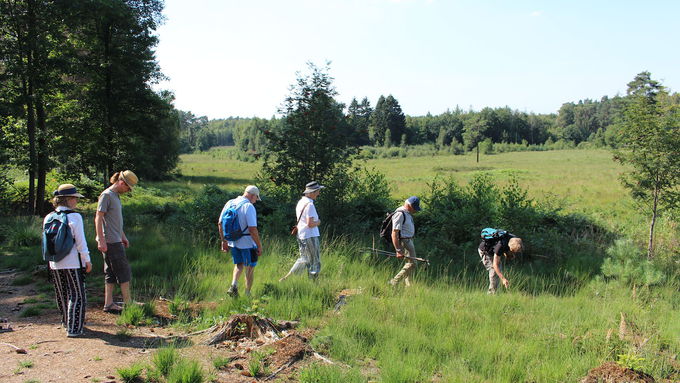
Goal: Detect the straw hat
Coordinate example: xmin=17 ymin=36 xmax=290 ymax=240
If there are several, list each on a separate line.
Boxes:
xmin=119 ymin=170 xmax=138 ymax=188
xmin=303 ymin=181 xmax=325 ymax=194
xmin=53 ymin=184 xmax=84 ymax=198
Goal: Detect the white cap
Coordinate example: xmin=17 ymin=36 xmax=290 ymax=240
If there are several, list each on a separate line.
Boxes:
xmin=244 ymin=185 xmax=261 ymax=200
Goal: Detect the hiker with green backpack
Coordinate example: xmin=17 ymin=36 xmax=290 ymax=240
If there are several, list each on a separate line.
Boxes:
xmin=478 ymin=228 xmax=524 ymax=294
xmin=42 ymin=184 xmax=92 ymax=337
xmin=218 ymin=185 xmax=263 ymax=297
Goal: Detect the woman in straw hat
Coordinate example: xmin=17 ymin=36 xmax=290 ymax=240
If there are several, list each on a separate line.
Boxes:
xmin=44 ymin=184 xmax=92 ymax=337
xmin=95 ymin=170 xmax=137 ymax=312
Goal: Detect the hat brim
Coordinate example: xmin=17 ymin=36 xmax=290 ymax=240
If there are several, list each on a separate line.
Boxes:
xmin=59 ymin=193 xmax=84 ymax=198
xmin=303 ymin=185 xmax=325 ymax=194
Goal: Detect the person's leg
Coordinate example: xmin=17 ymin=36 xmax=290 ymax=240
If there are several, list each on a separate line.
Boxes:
xmin=51 ymin=269 xmax=68 ymax=327
xmin=308 ymin=237 xmax=321 ymax=279
xmin=65 ymin=269 xmax=86 ymax=336
xmin=402 ymin=239 xmax=416 ymax=287
xmin=104 ymin=283 xmax=117 ymax=308
xmin=479 ymin=249 xmax=497 ymax=294
xmin=280 ymin=239 xmax=309 ymax=281
xmin=120 ymin=282 xmax=131 ymax=303
xmin=245 ymin=266 xmax=254 ymax=295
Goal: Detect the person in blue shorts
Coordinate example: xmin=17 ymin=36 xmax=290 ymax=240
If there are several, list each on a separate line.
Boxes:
xmin=218 ymin=185 xmax=263 ymax=297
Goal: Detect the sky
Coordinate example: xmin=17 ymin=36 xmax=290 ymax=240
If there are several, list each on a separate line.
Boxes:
xmin=153 ymin=0 xmax=680 ymax=119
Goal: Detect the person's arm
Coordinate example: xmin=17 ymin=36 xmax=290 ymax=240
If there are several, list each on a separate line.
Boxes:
xmin=95 ymin=211 xmax=107 ymax=253
xmin=72 ymin=214 xmax=92 ymax=273
xmin=121 ymin=231 xmax=129 ymax=248
xmin=493 ymin=254 xmax=509 ymax=288
xmin=306 ymin=215 xmax=320 ymax=228
xmin=249 ymin=226 xmax=262 ymax=256
xmin=392 ymin=230 xmax=404 ymax=258
xmin=218 ymin=220 xmax=229 ymax=252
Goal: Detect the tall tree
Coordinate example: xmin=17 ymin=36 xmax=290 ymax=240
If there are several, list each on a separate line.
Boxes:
xmin=261 ymin=62 xmax=357 ymax=195
xmin=347 ymin=97 xmax=372 ymax=146
xmin=613 ymin=72 xmax=680 ymax=258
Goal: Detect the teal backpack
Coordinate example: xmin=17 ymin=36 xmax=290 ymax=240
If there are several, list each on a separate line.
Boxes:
xmin=481 ymin=227 xmax=507 ymax=241
xmin=42 ymin=210 xmax=76 ymax=262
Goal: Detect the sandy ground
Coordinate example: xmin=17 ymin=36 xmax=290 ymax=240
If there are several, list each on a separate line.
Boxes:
xmin=0 ymin=271 xmax=315 ymax=383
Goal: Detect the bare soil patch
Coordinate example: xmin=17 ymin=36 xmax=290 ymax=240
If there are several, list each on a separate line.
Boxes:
xmin=581 ymin=362 xmax=656 ymax=383
xmin=0 ymin=271 xmax=332 ymax=383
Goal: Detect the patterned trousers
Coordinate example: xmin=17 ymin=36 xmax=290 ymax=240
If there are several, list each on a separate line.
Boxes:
xmin=288 ymin=236 xmax=322 ymax=278
xmin=51 ymin=268 xmax=87 ymax=336
xmin=390 ymin=239 xmax=416 ymax=286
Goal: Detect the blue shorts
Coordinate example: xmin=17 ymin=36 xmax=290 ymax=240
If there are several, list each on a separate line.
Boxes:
xmin=231 ymin=247 xmax=258 ymax=267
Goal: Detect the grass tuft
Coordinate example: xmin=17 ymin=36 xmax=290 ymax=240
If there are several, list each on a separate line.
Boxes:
xmin=152 ymin=347 xmax=179 ymax=377
xmin=166 ymin=359 xmax=204 ymax=383
xmin=117 ymin=362 xmax=144 ymax=383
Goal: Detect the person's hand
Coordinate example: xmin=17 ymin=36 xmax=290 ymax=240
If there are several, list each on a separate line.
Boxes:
xmin=396 ymin=249 xmax=405 ymax=259
xmin=85 ymin=262 xmax=92 ymax=273
xmin=98 ymin=240 xmax=107 ymax=253
xmin=257 ymin=247 xmax=263 ymax=256
xmin=501 ymin=278 xmax=510 ymax=288
xmin=122 ymin=237 xmax=129 ymax=248
xmin=221 ymin=240 xmax=229 ymax=252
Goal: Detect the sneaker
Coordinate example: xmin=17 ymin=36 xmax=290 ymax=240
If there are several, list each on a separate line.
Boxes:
xmin=67 ymin=331 xmax=83 ymax=337
xmin=227 ymin=285 xmax=239 ymax=297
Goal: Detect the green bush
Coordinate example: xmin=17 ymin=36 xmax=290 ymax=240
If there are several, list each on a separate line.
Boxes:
xmin=602 ymin=239 xmax=665 ymax=286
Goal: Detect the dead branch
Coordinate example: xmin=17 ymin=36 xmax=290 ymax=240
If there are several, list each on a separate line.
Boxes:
xmin=0 ymin=342 xmax=27 ymax=354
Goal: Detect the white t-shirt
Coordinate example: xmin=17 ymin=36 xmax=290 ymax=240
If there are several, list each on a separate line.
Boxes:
xmin=43 ymin=206 xmax=91 ymax=270
xmin=296 ymin=196 xmax=320 ymax=239
xmin=219 ymin=196 xmax=257 ymax=249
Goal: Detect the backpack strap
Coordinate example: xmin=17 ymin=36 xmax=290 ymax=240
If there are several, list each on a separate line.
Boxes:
xmin=233 ymin=198 xmax=252 ymax=236
xmin=393 ymin=209 xmax=407 ymax=239
xmin=296 ymin=203 xmax=311 ymax=226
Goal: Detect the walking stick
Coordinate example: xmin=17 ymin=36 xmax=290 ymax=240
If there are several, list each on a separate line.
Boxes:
xmin=360 ymin=247 xmax=430 ymax=265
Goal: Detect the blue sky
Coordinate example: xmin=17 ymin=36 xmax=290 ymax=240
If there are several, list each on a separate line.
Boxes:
xmin=154 ymin=0 xmax=680 ymax=119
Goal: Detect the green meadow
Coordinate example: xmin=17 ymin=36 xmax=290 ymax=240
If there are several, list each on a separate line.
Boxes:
xmin=2 ymin=148 xmax=678 ymax=382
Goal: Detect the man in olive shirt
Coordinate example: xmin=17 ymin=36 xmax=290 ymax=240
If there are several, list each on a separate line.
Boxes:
xmin=389 ymin=196 xmax=421 ymax=287
xmin=95 ymin=170 xmax=137 ymax=312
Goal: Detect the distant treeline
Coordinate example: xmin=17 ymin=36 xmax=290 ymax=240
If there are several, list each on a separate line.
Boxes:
xmin=181 ymin=93 xmax=628 ymax=157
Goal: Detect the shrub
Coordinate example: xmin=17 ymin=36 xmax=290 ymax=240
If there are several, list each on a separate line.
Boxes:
xmin=602 ymin=239 xmax=665 ymax=286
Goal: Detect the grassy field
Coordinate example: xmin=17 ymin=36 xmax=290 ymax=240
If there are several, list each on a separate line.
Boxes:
xmin=156 ymin=147 xmax=631 ymax=216
xmin=2 ymin=148 xmax=678 ymax=382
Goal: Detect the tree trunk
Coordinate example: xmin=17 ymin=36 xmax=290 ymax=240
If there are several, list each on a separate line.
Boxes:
xmin=647 ymin=179 xmax=659 ymax=259
xmin=36 ymin=96 xmax=48 ymax=216
xmin=23 ymin=78 xmax=37 ymax=215
xmin=26 ymin=0 xmax=38 ymax=215
xmin=476 ymin=143 xmax=479 ymax=163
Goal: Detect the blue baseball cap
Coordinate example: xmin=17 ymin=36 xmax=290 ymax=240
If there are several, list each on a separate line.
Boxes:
xmin=406 ymin=196 xmax=422 ymax=211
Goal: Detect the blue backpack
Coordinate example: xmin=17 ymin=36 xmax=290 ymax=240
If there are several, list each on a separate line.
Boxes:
xmin=481 ymin=227 xmax=507 ymax=241
xmin=220 ymin=199 xmax=251 ymax=241
xmin=42 ymin=210 xmax=76 ymax=262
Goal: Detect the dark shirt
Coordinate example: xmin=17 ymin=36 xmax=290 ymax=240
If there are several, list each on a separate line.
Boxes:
xmin=479 ymin=233 xmax=515 ymax=257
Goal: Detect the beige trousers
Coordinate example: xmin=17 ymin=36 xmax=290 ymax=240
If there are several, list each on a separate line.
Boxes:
xmin=390 ymin=239 xmax=416 ymax=286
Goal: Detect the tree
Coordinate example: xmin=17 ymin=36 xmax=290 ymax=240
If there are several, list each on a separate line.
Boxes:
xmin=463 ymin=113 xmax=489 ymax=162
xmin=370 ymin=95 xmax=405 ymax=146
xmin=613 ymin=72 xmax=680 ymax=258
xmin=261 ymin=62 xmax=358 ymax=196
xmin=347 ymin=97 xmax=372 ymax=146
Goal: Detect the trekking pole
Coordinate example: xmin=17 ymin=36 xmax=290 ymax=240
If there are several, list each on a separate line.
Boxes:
xmin=360 ymin=247 xmax=430 ymax=265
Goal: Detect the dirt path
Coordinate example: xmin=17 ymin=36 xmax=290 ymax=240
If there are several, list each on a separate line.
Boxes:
xmin=0 ymin=271 xmax=165 ymax=382
xmin=0 ymin=271 xmax=323 ymax=383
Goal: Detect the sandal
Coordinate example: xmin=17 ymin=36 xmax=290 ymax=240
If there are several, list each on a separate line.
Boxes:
xmin=103 ymin=303 xmax=123 ymax=313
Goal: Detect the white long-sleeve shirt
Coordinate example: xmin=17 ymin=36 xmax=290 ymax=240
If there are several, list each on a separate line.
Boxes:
xmin=43 ymin=206 xmax=91 ymax=270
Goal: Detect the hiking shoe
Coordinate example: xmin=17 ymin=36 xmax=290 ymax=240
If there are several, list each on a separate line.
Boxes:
xmin=227 ymin=285 xmax=239 ymax=297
